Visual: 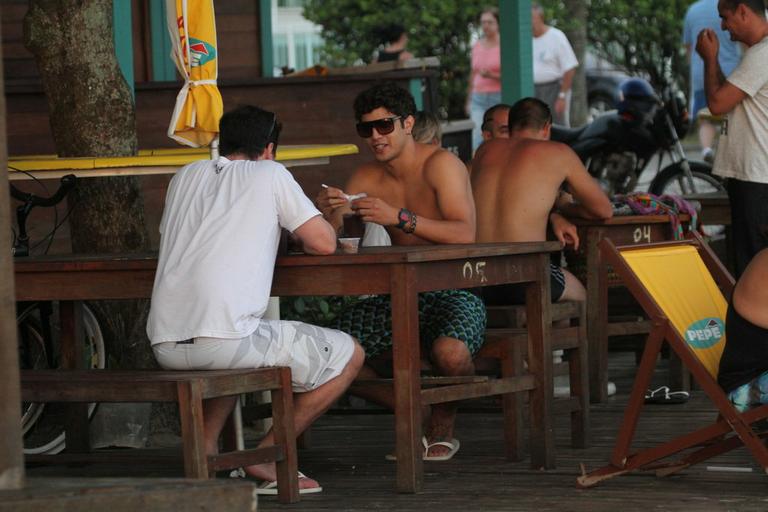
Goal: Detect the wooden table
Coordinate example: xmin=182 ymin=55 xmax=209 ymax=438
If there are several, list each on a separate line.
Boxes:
xmin=685 ymin=192 xmax=730 ymax=226
xmin=7 ymin=144 xmax=359 ymax=180
xmin=14 ymin=242 xmax=560 ymax=493
xmin=568 ymin=215 xmax=691 ymax=403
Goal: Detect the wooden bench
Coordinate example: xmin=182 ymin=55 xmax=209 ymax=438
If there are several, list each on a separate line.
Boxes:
xmin=21 ymin=368 xmax=300 ymax=503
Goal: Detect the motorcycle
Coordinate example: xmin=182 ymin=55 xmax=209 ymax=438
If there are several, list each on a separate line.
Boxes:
xmin=551 ymin=78 xmax=724 ymax=197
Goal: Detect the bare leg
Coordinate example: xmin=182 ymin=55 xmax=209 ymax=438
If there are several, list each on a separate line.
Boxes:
xmin=352 ymin=363 xmax=432 ymax=421
xmin=424 ymin=336 xmax=474 ymax=457
xmin=203 ymin=396 xmax=239 ymax=455
xmin=699 ymin=120 xmax=716 ymax=159
xmin=350 ymin=364 xmax=395 ymax=408
xmin=557 ymin=268 xmax=586 ymax=303
xmin=239 ymin=342 xmax=365 ymax=486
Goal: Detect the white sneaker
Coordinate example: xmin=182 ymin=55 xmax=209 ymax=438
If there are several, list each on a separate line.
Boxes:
xmin=607 ymin=381 xmax=617 ymax=396
xmin=702 ymin=147 xmax=714 ymax=164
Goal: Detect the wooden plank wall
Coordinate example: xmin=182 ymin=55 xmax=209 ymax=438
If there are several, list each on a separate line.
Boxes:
xmin=1 ymin=0 xmax=262 ymax=86
xmin=1 ymin=0 xmax=35 ymax=83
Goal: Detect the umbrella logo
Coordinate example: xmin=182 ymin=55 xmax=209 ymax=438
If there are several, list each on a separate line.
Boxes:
xmin=684 ymin=317 xmax=724 ymax=349
xmin=189 ymin=38 xmax=216 ymax=67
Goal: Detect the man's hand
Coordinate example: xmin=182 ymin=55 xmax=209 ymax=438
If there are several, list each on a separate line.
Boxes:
xmin=550 ymin=212 xmax=580 ymax=250
xmin=696 ymin=28 xmax=719 ymax=62
xmin=316 ymin=185 xmax=351 ymax=218
xmin=352 ymin=196 xmax=399 ymax=226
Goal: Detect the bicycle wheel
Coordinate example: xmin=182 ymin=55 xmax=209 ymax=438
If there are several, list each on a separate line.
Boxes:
xmin=17 ymin=307 xmax=47 ymax=431
xmin=18 ymin=301 xmax=106 ymax=454
xmin=649 ymin=161 xmax=724 ymax=196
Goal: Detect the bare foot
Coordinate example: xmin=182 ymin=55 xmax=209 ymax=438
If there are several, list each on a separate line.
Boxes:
xmin=423 ymin=404 xmax=457 ymax=458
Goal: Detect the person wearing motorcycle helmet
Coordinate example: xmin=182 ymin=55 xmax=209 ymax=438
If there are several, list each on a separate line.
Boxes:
xmin=616 ymin=78 xmax=660 ymax=125
xmin=697 ymin=0 xmax=768 ymax=277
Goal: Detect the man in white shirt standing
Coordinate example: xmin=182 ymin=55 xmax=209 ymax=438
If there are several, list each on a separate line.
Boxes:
xmin=531 ymin=2 xmax=579 ymax=126
xmin=697 ymin=0 xmax=768 ymax=277
xmin=147 ymin=105 xmax=364 ymax=494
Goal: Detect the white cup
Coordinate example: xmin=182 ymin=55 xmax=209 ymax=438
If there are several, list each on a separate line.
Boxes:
xmin=338 ymin=237 xmax=361 ymax=254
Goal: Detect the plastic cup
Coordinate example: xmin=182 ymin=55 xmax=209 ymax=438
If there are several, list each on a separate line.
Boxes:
xmin=338 ymin=237 xmax=361 ymax=254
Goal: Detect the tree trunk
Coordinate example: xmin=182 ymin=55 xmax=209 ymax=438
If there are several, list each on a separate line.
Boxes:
xmin=563 ymin=0 xmax=588 ymax=127
xmin=23 ymin=0 xmax=154 ymax=369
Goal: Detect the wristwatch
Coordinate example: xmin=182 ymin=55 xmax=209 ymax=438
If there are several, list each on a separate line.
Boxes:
xmin=396 ymin=208 xmax=411 ymax=230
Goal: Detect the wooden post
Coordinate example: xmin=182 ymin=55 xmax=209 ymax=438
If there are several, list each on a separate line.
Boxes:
xmin=499 ymin=0 xmax=533 ymax=104
xmin=259 ymin=0 xmax=274 ymax=77
xmin=0 ymin=16 xmax=26 ymax=489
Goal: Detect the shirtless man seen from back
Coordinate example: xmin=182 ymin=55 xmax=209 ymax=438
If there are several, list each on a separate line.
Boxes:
xmin=316 ymin=81 xmax=484 ymax=460
xmin=471 ymin=97 xmax=612 ymax=304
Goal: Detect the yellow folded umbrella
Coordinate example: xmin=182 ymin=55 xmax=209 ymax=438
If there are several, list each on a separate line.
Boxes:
xmin=166 ymin=0 xmax=223 ymax=148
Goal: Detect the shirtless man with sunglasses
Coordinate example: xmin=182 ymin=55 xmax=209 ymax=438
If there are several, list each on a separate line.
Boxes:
xmin=316 ymin=81 xmax=484 ymax=461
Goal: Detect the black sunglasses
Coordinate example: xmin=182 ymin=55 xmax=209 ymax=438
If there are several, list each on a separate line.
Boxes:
xmin=356 ymin=116 xmax=403 ymax=138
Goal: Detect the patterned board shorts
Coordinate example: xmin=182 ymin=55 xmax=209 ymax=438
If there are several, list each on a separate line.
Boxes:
xmin=728 ymin=370 xmax=768 ymax=412
xmin=152 ymin=320 xmax=356 ymax=392
xmin=331 ymin=289 xmax=486 ymax=359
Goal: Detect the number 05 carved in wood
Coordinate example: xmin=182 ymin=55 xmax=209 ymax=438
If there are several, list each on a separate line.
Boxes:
xmin=462 ymin=261 xmax=488 ymax=283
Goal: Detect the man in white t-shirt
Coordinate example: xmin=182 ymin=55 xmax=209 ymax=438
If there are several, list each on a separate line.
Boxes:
xmin=697 ymin=0 xmax=768 ymax=277
xmin=147 ymin=105 xmax=364 ymax=494
xmin=531 ymin=3 xmax=578 ymax=126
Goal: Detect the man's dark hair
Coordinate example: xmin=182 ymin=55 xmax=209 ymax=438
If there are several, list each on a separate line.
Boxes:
xmin=376 ymin=23 xmax=406 ymax=45
xmin=482 ymin=103 xmax=512 ymax=132
xmin=508 ymin=97 xmax=552 ymax=132
xmin=353 ymin=81 xmax=416 ymax=121
xmin=720 ymin=0 xmax=766 ymax=16
xmin=219 ymin=105 xmax=282 ymax=159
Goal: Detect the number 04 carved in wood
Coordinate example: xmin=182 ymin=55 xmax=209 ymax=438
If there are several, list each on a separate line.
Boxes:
xmin=633 ymin=225 xmax=652 ymax=244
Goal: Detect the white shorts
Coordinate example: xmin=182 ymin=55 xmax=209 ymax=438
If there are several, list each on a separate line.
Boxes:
xmin=152 ymin=320 xmax=356 ymax=392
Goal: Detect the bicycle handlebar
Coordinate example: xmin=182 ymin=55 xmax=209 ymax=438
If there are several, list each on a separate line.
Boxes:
xmin=10 ymin=174 xmax=77 ymax=207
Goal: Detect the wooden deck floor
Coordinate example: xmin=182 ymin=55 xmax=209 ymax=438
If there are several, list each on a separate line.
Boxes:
xmin=25 ymin=352 xmax=768 ymax=511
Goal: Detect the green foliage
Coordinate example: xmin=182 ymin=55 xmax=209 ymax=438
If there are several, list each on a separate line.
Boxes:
xmin=280 ymin=295 xmax=359 ymax=327
xmin=303 ymin=0 xmax=487 ymax=119
xmin=589 ymin=0 xmax=691 ymax=91
xmin=535 ymin=1 xmax=583 ymax=34
xmin=537 ymin=0 xmax=693 ymax=93
xmin=306 ymin=0 xmax=696 ymax=114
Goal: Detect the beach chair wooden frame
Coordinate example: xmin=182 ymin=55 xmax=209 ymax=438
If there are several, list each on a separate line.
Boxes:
xmin=577 ymin=234 xmax=768 ymax=488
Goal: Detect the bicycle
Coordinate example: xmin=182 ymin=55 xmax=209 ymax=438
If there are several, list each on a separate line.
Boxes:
xmin=10 ymin=173 xmax=106 ymax=454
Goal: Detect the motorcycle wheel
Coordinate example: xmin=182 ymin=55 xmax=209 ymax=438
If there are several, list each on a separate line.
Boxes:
xmin=648 ymin=160 xmax=726 ymax=240
xmin=648 ymin=160 xmax=723 ymax=196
